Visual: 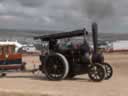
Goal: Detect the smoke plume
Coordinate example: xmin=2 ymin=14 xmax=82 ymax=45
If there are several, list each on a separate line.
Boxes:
xmin=80 ymin=0 xmax=114 ymax=22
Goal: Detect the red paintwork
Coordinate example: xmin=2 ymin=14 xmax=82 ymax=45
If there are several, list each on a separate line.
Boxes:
xmin=0 ymin=54 xmax=22 ymax=61
xmin=0 ymin=45 xmax=24 ymax=71
xmin=7 ymin=54 xmax=21 ymax=60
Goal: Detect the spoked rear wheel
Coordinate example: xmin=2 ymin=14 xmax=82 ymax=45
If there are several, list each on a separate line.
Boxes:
xmin=103 ymin=62 xmax=113 ymax=80
xmin=44 ymin=53 xmax=69 ymax=81
xmin=88 ymin=64 xmax=105 ymax=82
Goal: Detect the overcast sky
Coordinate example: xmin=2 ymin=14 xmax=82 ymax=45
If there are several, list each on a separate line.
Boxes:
xmin=0 ymin=0 xmax=127 ymax=33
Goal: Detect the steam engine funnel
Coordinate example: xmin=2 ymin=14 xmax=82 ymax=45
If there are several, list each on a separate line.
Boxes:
xmin=92 ymin=22 xmax=98 ymax=54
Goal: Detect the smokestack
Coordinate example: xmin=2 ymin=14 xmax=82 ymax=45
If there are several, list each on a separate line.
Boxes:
xmin=92 ymin=22 xmax=98 ymax=54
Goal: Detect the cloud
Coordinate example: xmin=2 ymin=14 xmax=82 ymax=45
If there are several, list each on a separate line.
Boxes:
xmin=0 ymin=0 xmax=126 ymax=33
xmin=18 ymin=0 xmax=45 ymax=7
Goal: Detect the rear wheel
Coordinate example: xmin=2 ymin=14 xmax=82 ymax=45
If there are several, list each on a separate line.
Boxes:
xmin=44 ymin=53 xmax=69 ymax=80
xmin=88 ymin=64 xmax=105 ymax=82
xmin=1 ymin=73 xmax=6 ymax=77
xmin=103 ymin=63 xmax=113 ymax=80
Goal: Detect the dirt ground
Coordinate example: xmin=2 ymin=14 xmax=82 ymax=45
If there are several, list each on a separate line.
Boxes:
xmin=0 ymin=53 xmax=127 ymax=96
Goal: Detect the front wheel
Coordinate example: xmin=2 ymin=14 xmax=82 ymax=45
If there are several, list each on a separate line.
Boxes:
xmin=43 ymin=53 xmax=69 ymax=81
xmin=88 ymin=64 xmax=105 ymax=82
xmin=103 ymin=63 xmax=113 ymax=80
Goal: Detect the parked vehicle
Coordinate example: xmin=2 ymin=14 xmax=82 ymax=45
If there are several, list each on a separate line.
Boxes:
xmin=0 ymin=44 xmax=26 ymax=76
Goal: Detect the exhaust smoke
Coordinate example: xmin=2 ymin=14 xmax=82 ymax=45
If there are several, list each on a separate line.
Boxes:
xmin=79 ymin=0 xmax=114 ymax=23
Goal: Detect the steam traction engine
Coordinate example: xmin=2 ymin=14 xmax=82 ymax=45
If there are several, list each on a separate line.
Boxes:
xmin=34 ymin=23 xmax=113 ymax=82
